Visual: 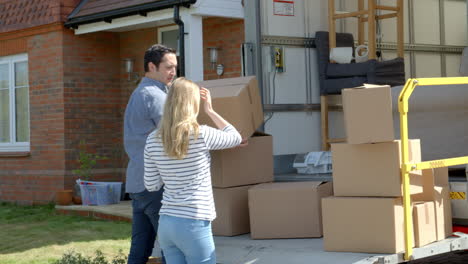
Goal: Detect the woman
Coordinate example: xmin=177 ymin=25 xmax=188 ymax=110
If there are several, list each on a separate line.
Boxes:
xmin=144 ymin=77 xmax=242 ymax=264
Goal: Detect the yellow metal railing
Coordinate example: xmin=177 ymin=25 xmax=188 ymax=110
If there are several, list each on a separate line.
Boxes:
xmin=398 ymin=77 xmax=468 ymax=260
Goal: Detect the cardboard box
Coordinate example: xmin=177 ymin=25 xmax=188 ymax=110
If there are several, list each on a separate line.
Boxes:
xmin=331 ymin=139 xmax=423 ymax=197
xmin=322 ymin=196 xmax=407 ymax=253
xmin=412 ymin=168 xmax=452 ymax=241
xmin=211 ymin=132 xmax=273 ymax=188
xmin=212 ymin=185 xmax=251 ymax=236
xmin=413 ymin=201 xmax=436 ymax=247
xmin=197 ymin=76 xmax=263 ymax=139
xmin=342 ymin=84 xmax=394 ymax=144
xmin=248 ymin=181 xmax=333 ymax=239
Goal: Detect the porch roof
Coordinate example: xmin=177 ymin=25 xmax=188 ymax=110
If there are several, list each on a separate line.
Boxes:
xmin=64 ymin=0 xmax=196 ymax=29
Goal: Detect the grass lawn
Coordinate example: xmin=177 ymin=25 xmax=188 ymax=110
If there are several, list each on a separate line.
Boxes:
xmin=0 ymin=202 xmax=132 ymax=264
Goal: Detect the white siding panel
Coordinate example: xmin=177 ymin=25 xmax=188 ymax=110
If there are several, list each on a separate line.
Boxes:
xmin=415 ymin=53 xmax=441 ymax=78
xmin=413 ymin=0 xmax=440 ymax=45
xmin=446 ymin=54 xmax=462 ymax=77
xmin=444 ymin=0 xmax=467 ymax=46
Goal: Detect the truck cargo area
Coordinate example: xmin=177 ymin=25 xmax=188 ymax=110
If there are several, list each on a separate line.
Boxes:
xmin=214 ymin=232 xmax=468 ymax=264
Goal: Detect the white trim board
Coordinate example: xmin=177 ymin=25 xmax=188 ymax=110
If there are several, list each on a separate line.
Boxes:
xmin=74 ymin=9 xmax=175 ymax=35
xmin=73 ymin=2 xmax=244 ymax=35
xmin=191 ymin=0 xmax=244 ymax=19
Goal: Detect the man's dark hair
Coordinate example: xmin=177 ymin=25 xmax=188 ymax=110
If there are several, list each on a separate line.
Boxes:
xmin=144 ymin=44 xmax=176 ymax=72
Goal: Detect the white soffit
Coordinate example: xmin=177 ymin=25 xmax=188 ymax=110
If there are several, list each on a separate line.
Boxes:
xmin=74 ymin=8 xmax=175 ymax=35
xmin=73 ymin=0 xmax=244 ymax=35
xmin=192 ymin=0 xmax=244 ymax=19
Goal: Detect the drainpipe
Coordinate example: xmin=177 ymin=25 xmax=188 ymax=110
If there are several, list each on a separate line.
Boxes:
xmin=174 ymin=5 xmax=185 ymax=77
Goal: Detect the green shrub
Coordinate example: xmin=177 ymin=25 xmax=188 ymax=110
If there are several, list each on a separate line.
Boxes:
xmin=53 ymin=250 xmax=127 ymax=264
xmin=72 ymin=140 xmax=108 ymax=181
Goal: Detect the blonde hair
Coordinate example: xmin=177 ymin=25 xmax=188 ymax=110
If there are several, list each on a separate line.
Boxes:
xmin=158 ymin=77 xmax=200 ymax=159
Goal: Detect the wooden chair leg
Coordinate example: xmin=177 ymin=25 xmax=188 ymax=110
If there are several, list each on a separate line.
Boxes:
xmin=321 ymin=95 xmax=330 ymax=151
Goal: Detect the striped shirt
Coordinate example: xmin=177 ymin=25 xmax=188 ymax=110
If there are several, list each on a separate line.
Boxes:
xmin=144 ymin=124 xmax=242 ymax=221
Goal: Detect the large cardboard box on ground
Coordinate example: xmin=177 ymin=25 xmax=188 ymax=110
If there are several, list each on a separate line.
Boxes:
xmin=413 ymin=201 xmax=437 ymax=247
xmin=322 ymin=196 xmax=408 ymax=253
xmin=197 ymin=76 xmax=263 ymax=139
xmin=211 ymin=132 xmax=273 ymax=188
xmin=212 ymin=185 xmax=251 ymax=236
xmin=331 ymin=139 xmax=423 ymax=197
xmin=248 ymin=181 xmax=333 ymax=239
xmin=412 ymin=168 xmax=452 ymax=240
xmin=342 ymin=84 xmax=394 ymax=144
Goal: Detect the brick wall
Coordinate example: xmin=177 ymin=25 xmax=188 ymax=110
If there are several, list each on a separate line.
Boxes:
xmin=0 ymin=26 xmax=125 ymax=204
xmin=62 ymin=29 xmax=124 ymax=189
xmin=0 ymin=28 xmax=66 ymax=205
xmin=203 ymin=17 xmax=244 ymax=80
xmin=0 ymin=0 xmax=81 ymax=33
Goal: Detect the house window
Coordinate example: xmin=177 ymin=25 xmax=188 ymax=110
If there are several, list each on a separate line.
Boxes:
xmin=158 ymin=25 xmax=181 ymax=76
xmin=0 ymin=54 xmax=29 ymax=152
xmin=158 ymin=25 xmax=179 ymax=54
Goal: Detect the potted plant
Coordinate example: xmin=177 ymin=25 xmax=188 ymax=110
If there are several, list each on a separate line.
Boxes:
xmin=72 ymin=140 xmax=108 ymax=204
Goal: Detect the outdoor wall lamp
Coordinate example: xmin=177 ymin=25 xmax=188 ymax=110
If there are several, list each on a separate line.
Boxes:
xmin=123 ymin=58 xmax=139 ymax=82
xmin=208 ymin=47 xmax=219 ymax=69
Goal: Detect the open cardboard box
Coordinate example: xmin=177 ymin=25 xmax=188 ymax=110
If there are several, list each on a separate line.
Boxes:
xmin=197 ymin=76 xmax=263 ymax=139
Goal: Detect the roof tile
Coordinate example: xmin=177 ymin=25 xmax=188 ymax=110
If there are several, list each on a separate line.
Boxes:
xmin=72 ymin=0 xmax=160 ymax=18
xmin=0 ymin=0 xmax=82 ymax=33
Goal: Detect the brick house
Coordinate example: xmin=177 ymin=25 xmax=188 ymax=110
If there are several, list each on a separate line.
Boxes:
xmin=0 ymin=0 xmax=245 ymax=205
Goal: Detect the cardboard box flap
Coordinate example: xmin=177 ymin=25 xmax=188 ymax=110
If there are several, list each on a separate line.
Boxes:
xmin=251 ymin=181 xmax=326 ymax=192
xmin=343 ymin=84 xmax=391 ymax=90
xmin=197 ymin=76 xmax=255 ymax=88
xmin=204 ymin=84 xmax=245 ymax=97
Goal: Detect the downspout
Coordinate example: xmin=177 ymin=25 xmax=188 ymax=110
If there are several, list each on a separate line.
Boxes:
xmin=174 ymin=5 xmax=185 ymax=77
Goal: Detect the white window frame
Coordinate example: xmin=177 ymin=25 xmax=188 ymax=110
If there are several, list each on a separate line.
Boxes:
xmin=0 ymin=53 xmax=30 ymax=152
xmin=158 ymin=25 xmax=180 ymax=56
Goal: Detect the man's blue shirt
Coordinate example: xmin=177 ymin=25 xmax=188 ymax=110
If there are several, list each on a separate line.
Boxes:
xmin=124 ymin=77 xmax=167 ymax=193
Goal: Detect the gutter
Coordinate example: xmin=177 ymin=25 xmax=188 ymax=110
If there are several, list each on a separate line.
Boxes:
xmin=64 ymin=0 xmax=196 ymax=29
xmin=173 ymin=5 xmax=185 ymax=77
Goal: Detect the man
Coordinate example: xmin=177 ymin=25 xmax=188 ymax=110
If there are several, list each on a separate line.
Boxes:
xmin=124 ymin=44 xmax=177 ymax=264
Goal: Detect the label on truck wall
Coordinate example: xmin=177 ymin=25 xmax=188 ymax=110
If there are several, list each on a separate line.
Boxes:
xmin=450 ymin=191 xmax=467 ymax=200
xmin=273 ymin=0 xmax=294 ymax=16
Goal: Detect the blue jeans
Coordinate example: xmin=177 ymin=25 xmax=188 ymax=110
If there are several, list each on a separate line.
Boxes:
xmin=128 ymin=189 xmax=165 ymax=264
xmin=158 ymin=215 xmax=216 ymax=264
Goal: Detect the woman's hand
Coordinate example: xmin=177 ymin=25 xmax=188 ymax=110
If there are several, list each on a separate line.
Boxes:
xmin=236 ymin=138 xmax=249 ymax=148
xmin=200 ymin=87 xmax=213 ymax=114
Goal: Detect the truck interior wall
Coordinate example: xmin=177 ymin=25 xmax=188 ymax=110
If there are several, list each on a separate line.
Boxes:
xmin=260 ymin=0 xmax=328 ymax=160
xmin=257 ymin=0 xmax=466 ymax=174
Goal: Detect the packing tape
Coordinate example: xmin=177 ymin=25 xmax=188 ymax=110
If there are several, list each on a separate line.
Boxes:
xmin=355 ymin=45 xmax=369 ymax=63
xmin=329 ymin=47 xmax=353 ymax=64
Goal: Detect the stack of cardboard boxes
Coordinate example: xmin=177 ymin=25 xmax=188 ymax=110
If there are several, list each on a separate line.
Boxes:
xmin=198 ymin=76 xmax=334 ymax=239
xmin=197 ymin=76 xmax=274 ymax=236
xmin=322 ymin=84 xmax=452 ymax=253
